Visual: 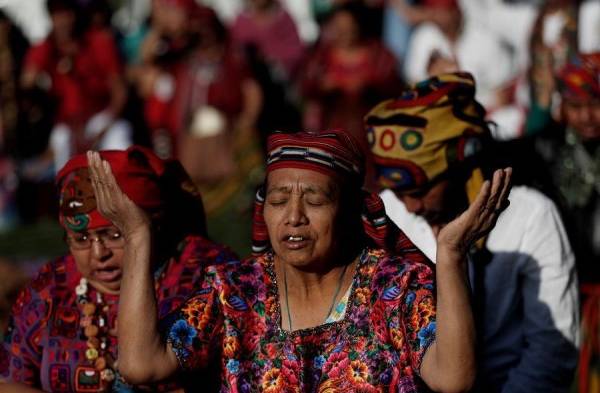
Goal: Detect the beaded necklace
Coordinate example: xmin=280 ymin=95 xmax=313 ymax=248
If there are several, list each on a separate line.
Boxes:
xmin=75 ymin=278 xmax=117 ymax=389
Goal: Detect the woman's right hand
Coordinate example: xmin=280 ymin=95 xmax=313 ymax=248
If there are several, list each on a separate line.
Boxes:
xmin=87 ymin=151 xmax=151 ymax=240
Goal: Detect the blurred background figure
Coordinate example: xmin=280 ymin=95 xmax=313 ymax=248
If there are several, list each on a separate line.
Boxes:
xmin=300 ymin=2 xmax=400 ymax=189
xmin=133 ymin=0 xmax=264 ymax=253
xmin=232 ymin=0 xmax=304 ymax=81
xmin=535 ymin=53 xmax=600 ymax=283
xmin=20 ymin=0 xmax=131 ymax=178
xmin=0 ymin=10 xmax=28 ymax=232
xmin=231 ymin=0 xmax=304 ymax=147
xmin=404 ymin=0 xmax=526 ymax=140
xmin=545 ymin=53 xmax=600 ymax=393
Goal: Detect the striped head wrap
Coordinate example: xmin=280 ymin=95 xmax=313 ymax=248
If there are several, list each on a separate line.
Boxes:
xmin=265 ymin=130 xmax=364 ymax=182
xmin=252 ymin=130 xmax=430 ymax=263
xmin=557 ymin=53 xmax=600 ymax=101
xmin=365 ymin=72 xmax=492 ymax=205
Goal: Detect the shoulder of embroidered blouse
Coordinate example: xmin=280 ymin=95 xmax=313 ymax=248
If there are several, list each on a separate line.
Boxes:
xmin=178 ymin=235 xmax=239 ymax=265
xmin=380 ymin=251 xmax=434 ymax=279
xmin=27 ymin=255 xmax=72 ymax=295
xmin=9 ymin=258 xmax=65 ymax=322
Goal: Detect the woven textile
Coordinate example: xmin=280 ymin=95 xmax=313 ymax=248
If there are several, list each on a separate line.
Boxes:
xmin=365 ymin=72 xmax=491 ymax=204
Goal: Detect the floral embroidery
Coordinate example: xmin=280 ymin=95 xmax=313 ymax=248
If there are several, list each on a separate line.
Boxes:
xmin=167 ymin=248 xmax=436 ymax=392
xmin=1 ymin=235 xmax=237 ymax=392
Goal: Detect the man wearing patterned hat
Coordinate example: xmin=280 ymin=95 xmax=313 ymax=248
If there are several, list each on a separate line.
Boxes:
xmin=366 ymin=72 xmax=579 ymax=392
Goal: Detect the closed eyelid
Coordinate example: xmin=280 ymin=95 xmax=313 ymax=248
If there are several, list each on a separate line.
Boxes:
xmin=266 ymin=186 xmax=292 ymax=196
xmin=302 ymin=187 xmax=336 ymax=203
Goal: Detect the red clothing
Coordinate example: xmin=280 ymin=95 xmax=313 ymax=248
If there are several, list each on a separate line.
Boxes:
xmin=231 ymin=7 xmax=304 ymax=77
xmin=144 ymin=46 xmax=251 ymax=142
xmin=0 ymin=235 xmax=238 ymax=392
xmin=25 ymin=28 xmax=122 ymax=124
xmin=301 ymin=40 xmax=400 ymax=143
xmin=301 ymin=41 xmax=400 ymax=189
xmin=165 ymin=248 xmax=436 ymax=392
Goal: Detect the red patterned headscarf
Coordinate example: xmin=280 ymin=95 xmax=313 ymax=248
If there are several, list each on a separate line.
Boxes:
xmin=252 ymin=130 xmax=428 ymax=262
xmin=265 ymin=130 xmax=364 ymax=181
xmin=57 ymin=146 xmax=206 ymax=236
xmin=557 ymin=53 xmax=600 ymax=101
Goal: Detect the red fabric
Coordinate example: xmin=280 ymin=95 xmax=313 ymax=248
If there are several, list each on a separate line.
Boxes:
xmin=56 ymin=146 xmax=165 ymax=230
xmin=422 ymin=0 xmax=459 ymax=8
xmin=144 ymin=45 xmax=251 ymax=148
xmin=156 ymin=0 xmax=218 ymax=26
xmin=231 ymin=7 xmax=305 ymax=77
xmin=300 ymin=40 xmax=400 ymax=155
xmin=24 ymin=28 xmax=122 ymax=124
xmin=578 ymin=284 xmax=600 ymax=393
xmin=158 ymin=0 xmax=197 ymax=12
xmin=557 ymin=53 xmax=600 ymax=100
xmin=174 ymin=48 xmax=249 ymax=130
xmin=0 ymin=235 xmax=237 ymax=391
xmin=265 ymin=129 xmax=364 ymax=179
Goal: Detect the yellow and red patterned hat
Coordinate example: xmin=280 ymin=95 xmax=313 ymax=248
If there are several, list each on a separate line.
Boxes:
xmin=365 ymin=72 xmax=492 ymax=203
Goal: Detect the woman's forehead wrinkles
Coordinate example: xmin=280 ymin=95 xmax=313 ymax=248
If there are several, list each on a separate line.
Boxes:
xmin=267 ymin=180 xmax=333 ymax=197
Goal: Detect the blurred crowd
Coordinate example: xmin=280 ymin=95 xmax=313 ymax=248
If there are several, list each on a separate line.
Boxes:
xmin=0 ymin=0 xmax=599 ymax=389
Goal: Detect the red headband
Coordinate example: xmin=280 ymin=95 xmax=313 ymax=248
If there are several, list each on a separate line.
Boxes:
xmin=57 ymin=146 xmax=165 ymax=231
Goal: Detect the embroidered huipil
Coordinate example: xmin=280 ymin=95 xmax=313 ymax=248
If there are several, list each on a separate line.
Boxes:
xmin=0 ymin=235 xmax=237 ymax=392
xmin=167 ymin=248 xmax=436 ymax=392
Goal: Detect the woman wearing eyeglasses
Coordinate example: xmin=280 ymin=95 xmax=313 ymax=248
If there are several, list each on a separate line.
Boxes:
xmin=0 ymin=146 xmax=237 ymax=392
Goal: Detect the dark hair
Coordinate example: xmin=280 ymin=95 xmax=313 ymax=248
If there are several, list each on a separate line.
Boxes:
xmin=327 ymin=1 xmax=369 ymax=40
xmin=46 ymin=0 xmax=88 ymax=36
xmin=46 ymin=0 xmax=79 ymax=14
xmin=332 ymin=176 xmax=368 ymax=260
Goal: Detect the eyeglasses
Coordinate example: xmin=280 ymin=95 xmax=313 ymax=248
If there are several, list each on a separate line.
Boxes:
xmin=66 ymin=228 xmax=125 ymax=250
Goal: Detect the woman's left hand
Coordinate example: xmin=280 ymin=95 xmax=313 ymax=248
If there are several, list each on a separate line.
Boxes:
xmin=437 ymin=168 xmax=512 ymax=260
xmin=87 ymin=151 xmax=151 ymax=239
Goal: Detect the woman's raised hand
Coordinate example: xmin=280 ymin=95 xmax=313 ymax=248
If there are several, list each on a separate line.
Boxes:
xmin=87 ymin=151 xmax=151 ymax=239
xmin=437 ymin=168 xmax=512 ymax=259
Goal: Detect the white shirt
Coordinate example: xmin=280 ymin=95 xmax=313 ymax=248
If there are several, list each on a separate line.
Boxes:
xmin=404 ymin=21 xmax=516 ymax=109
xmin=381 ymin=186 xmax=580 ymax=392
xmin=404 ymin=21 xmax=528 ymax=140
xmin=579 ymin=0 xmax=600 ymax=53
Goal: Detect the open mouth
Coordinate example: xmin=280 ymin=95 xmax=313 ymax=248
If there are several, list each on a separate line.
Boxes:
xmin=93 ymin=267 xmax=121 ymax=283
xmin=281 ymin=234 xmax=310 ymax=250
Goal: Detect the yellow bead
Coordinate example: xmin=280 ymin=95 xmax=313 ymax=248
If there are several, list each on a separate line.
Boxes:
xmin=85 ymin=348 xmax=99 ymax=361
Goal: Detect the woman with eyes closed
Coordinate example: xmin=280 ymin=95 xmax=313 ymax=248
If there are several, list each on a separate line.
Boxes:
xmin=0 ymin=146 xmax=237 ymax=393
xmin=91 ymin=130 xmax=511 ymax=393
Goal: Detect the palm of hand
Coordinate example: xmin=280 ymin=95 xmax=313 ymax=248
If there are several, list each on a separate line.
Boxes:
xmin=87 ymin=151 xmax=151 ymax=237
xmin=437 ymin=168 xmax=512 ymax=257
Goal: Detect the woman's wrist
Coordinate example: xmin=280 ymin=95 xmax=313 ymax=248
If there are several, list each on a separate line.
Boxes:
xmin=436 ymin=244 xmax=468 ymax=271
